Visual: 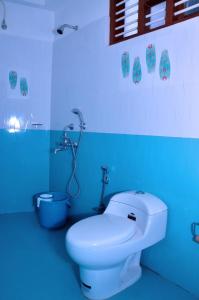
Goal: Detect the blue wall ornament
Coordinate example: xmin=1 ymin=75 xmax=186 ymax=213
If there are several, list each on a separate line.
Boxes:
xmin=121 ymin=52 xmax=130 ymax=78
xmin=9 ymin=70 xmax=18 ymax=89
xmin=20 ymin=78 xmax=28 ymax=96
xmin=132 ymin=57 xmax=142 ymax=84
xmin=146 ymin=44 xmax=156 ymax=73
xmin=159 ymin=50 xmax=171 ymax=80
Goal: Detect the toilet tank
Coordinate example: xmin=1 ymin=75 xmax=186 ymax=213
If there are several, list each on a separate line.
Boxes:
xmin=105 ymin=191 xmax=168 ymax=244
xmin=107 ymin=191 xmax=167 ymax=215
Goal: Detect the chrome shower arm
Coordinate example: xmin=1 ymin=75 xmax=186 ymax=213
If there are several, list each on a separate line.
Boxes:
xmin=0 ymin=0 xmax=7 ymax=30
xmin=0 ymin=0 xmax=6 ymax=19
xmin=62 ymin=24 xmax=78 ymax=31
xmin=57 ymin=24 xmax=78 ymax=35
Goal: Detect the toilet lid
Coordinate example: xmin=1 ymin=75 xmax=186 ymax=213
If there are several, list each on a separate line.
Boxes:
xmin=67 ymin=214 xmax=137 ymax=247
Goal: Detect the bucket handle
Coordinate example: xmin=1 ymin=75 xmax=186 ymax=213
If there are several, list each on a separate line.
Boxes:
xmin=63 ymin=199 xmax=71 ymax=208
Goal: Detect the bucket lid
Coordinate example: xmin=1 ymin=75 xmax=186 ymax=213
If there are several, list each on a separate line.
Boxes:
xmin=40 ymin=194 xmax=53 ymax=199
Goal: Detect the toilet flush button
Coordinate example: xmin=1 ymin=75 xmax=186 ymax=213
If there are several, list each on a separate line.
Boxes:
xmin=128 ymin=213 xmax=136 ymax=221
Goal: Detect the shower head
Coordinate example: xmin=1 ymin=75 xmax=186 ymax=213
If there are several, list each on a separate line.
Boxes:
xmin=57 ymin=28 xmax=64 ymax=35
xmin=56 ymin=24 xmax=78 ymax=35
xmin=72 ymin=108 xmax=86 ymax=130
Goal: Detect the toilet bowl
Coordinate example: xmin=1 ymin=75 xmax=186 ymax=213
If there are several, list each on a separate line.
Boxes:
xmin=66 ymin=191 xmax=168 ymax=300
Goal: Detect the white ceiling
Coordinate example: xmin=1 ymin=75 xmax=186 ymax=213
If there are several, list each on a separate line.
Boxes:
xmin=5 ymin=0 xmax=67 ymax=11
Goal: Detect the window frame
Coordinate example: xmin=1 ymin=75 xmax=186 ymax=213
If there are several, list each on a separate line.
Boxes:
xmin=110 ymin=0 xmax=199 ymax=45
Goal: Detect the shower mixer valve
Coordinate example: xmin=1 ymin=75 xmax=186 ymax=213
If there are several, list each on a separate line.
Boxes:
xmin=54 ymin=122 xmax=77 ymax=154
xmin=62 ymin=133 xmax=77 ymax=148
xmin=54 ymin=132 xmax=77 ymax=154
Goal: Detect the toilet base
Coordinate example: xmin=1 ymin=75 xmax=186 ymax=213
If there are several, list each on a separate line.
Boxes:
xmin=80 ymin=252 xmax=142 ymax=300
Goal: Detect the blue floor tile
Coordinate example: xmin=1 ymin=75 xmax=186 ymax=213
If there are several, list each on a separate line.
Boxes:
xmin=0 ymin=213 xmax=197 ymax=300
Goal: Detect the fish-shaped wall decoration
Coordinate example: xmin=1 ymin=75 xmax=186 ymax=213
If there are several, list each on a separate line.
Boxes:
xmin=20 ymin=78 xmax=28 ymax=96
xmin=146 ymin=44 xmax=156 ymax=73
xmin=159 ymin=50 xmax=171 ymax=80
xmin=9 ymin=70 xmax=17 ymax=89
xmin=121 ymin=52 xmax=130 ymax=78
xmin=133 ymin=57 xmax=142 ymax=84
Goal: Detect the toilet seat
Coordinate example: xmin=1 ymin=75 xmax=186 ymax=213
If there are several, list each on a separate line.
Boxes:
xmin=67 ymin=214 xmax=137 ymax=247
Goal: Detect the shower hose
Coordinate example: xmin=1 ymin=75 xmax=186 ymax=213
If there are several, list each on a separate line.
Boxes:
xmin=66 ymin=128 xmax=83 ymax=200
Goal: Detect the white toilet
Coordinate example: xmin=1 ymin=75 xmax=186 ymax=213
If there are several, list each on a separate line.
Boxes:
xmin=66 ymin=191 xmax=168 ymax=300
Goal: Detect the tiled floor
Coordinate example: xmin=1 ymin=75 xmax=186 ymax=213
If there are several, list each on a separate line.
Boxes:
xmin=0 ymin=213 xmax=197 ymax=300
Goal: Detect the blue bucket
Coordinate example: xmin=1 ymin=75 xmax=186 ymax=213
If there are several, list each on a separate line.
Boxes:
xmin=34 ymin=192 xmax=70 ymax=229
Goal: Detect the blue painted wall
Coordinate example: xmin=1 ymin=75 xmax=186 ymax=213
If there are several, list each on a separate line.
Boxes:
xmin=0 ymin=129 xmax=50 ymax=213
xmin=50 ymin=130 xmax=199 ymax=297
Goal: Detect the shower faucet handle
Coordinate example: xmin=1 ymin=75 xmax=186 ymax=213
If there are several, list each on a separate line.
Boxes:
xmin=62 ymin=136 xmax=70 ymax=144
xmin=80 ymin=123 xmax=86 ymax=130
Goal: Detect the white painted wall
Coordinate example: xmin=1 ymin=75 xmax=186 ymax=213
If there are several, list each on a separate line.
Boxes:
xmin=24 ymin=0 xmax=45 ymax=5
xmin=3 ymin=1 xmax=54 ymax=41
xmin=3 ymin=2 xmax=54 ymax=41
xmin=0 ymin=1 xmax=54 ymax=131
xmin=54 ymin=0 xmax=108 ymax=31
xmin=6 ymin=0 xmax=46 ymax=6
xmin=51 ymin=15 xmax=199 ymax=138
xmin=0 ymin=35 xmax=53 ymax=131
xmin=6 ymin=0 xmax=67 ymax=11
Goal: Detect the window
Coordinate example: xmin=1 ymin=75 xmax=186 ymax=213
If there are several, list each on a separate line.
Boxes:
xmin=147 ymin=1 xmax=166 ymax=30
xmin=110 ymin=0 xmax=199 ymax=45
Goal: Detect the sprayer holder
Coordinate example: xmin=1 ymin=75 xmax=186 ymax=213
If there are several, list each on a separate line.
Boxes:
xmin=191 ymin=222 xmax=199 ymax=243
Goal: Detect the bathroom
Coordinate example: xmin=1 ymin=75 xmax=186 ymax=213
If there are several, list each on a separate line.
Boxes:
xmin=0 ymin=0 xmax=199 ymax=299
